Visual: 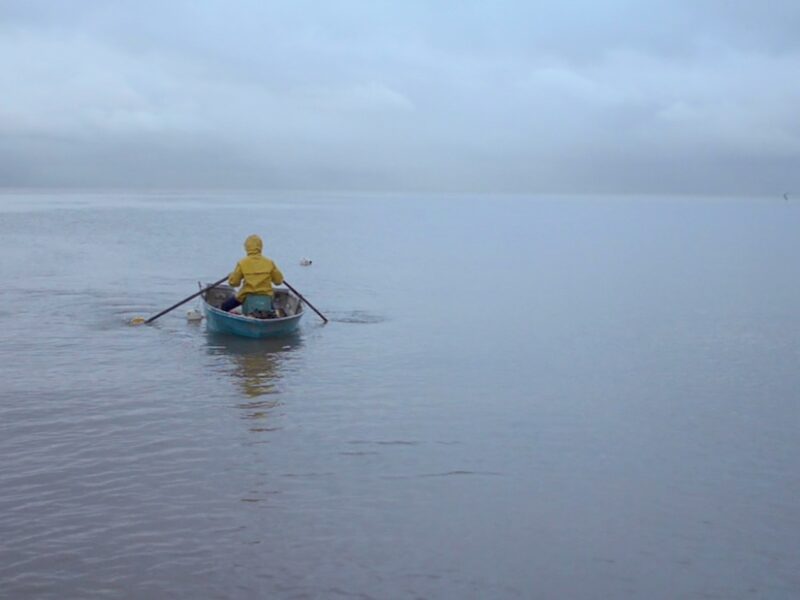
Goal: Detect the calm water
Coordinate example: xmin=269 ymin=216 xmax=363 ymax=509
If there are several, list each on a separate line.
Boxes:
xmin=1 ymin=191 xmax=798 ymax=599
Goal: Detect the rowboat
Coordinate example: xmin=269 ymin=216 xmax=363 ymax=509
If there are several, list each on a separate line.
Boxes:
xmin=202 ymin=284 xmax=304 ymax=339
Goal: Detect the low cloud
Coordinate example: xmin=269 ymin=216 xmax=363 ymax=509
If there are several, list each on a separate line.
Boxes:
xmin=1 ymin=0 xmax=799 ymax=194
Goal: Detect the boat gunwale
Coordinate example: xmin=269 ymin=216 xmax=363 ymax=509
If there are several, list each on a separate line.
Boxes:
xmin=201 ymin=287 xmax=304 ymax=326
xmin=203 ymin=301 xmax=304 ymax=325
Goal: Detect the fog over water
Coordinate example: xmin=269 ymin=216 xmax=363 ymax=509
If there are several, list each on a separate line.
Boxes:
xmin=0 ymin=191 xmax=798 ymax=599
xmin=1 ymin=1 xmax=800 ymax=194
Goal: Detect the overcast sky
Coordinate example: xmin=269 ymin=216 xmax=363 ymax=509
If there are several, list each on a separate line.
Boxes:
xmin=1 ymin=1 xmax=798 ymax=194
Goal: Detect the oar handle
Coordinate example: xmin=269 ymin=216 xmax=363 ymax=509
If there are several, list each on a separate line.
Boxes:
xmin=283 ymin=280 xmax=328 ymax=323
xmin=145 ymin=275 xmax=229 ymax=324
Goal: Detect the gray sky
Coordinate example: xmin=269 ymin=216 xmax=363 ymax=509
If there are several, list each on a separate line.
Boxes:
xmin=1 ymin=0 xmax=799 ymax=194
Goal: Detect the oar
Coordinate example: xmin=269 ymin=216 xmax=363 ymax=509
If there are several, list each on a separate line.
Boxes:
xmin=283 ymin=280 xmax=328 ymax=323
xmin=131 ymin=276 xmax=228 ymax=325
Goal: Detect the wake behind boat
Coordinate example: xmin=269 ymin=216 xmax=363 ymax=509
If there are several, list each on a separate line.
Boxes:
xmin=202 ymin=284 xmax=304 ymax=339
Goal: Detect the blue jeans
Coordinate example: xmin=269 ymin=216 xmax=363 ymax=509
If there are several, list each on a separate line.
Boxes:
xmin=221 ymin=295 xmax=273 ymax=314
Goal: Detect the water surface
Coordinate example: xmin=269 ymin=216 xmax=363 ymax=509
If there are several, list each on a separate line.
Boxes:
xmin=1 ymin=191 xmax=798 ymax=599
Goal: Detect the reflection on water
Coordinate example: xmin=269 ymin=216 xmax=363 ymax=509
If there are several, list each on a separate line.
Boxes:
xmin=206 ymin=333 xmax=303 ymax=403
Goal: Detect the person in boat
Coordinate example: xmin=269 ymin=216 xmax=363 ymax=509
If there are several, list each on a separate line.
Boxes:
xmin=221 ymin=234 xmax=284 ymax=314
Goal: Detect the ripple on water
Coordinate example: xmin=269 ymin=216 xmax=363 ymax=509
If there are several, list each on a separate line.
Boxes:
xmin=347 ymin=440 xmax=420 ymax=446
xmin=328 ymin=310 xmax=386 ymax=324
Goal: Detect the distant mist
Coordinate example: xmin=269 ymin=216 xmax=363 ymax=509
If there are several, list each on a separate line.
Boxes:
xmin=2 ymin=0 xmax=799 ymax=195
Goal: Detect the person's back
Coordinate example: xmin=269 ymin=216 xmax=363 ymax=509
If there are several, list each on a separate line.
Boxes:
xmin=222 ymin=235 xmax=284 ymax=313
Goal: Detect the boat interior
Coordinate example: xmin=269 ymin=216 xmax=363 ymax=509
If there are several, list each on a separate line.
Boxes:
xmin=203 ymin=284 xmax=303 ymax=319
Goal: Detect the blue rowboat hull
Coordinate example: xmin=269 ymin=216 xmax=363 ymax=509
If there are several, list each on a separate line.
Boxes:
xmin=203 ymin=301 xmax=303 ymax=339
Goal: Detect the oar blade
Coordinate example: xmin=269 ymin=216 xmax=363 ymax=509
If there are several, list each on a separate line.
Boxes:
xmin=130 ymin=275 xmax=228 ymax=327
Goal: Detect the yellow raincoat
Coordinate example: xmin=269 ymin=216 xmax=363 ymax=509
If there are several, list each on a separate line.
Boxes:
xmin=228 ymin=235 xmax=284 ymax=301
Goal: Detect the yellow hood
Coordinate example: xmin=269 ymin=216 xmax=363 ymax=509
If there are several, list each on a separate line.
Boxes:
xmin=244 ymin=234 xmax=263 ymax=256
xmin=228 ymin=234 xmax=284 ymax=301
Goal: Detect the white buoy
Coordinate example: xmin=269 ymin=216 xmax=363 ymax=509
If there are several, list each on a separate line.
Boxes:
xmin=300 ymin=258 xmax=313 ymax=266
xmin=186 ymin=308 xmax=203 ymax=322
